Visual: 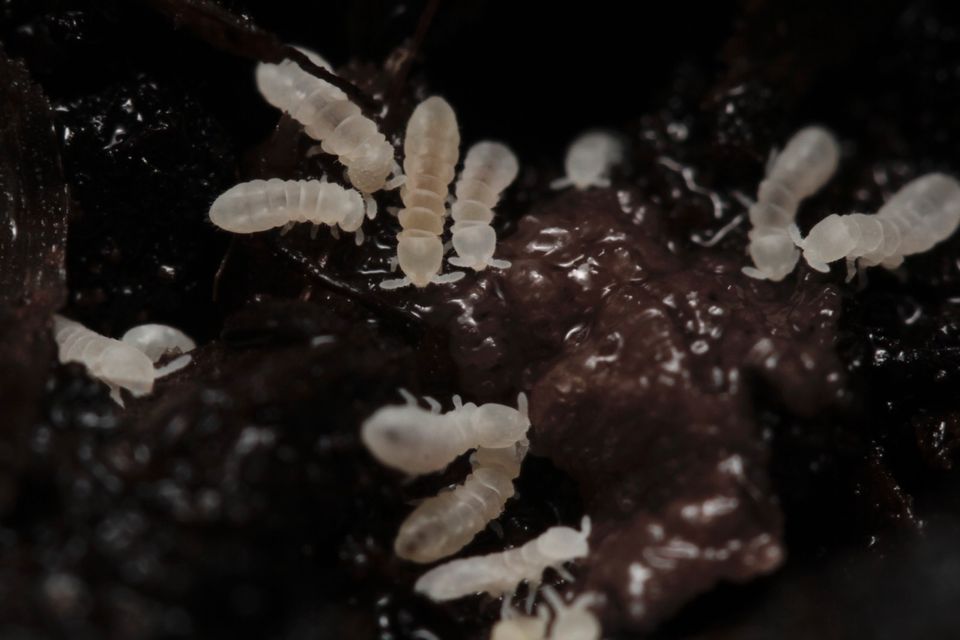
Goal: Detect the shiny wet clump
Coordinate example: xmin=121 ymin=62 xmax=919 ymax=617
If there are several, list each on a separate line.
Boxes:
xmin=419 ymin=184 xmax=844 ymax=630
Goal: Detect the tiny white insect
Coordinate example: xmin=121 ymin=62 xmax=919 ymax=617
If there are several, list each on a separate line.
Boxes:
xmin=414 ymin=516 xmax=592 ymax=602
xmin=255 ymin=46 xmax=395 ymax=198
xmin=491 ymin=606 xmax=549 ymax=640
xmin=53 ymin=314 xmax=156 ymax=405
xmin=742 ymin=226 xmax=798 ymax=282
xmin=792 ymin=172 xmax=960 ymax=279
xmin=492 ymin=588 xmax=602 ymax=640
xmin=381 ymin=96 xmax=465 ymax=289
xmin=742 ymin=126 xmax=840 ymax=281
xmin=121 ymin=324 xmax=196 ymax=378
xmin=395 ymin=438 xmax=529 ymax=564
xmin=361 ymin=391 xmax=530 ymax=476
xmin=537 ymin=588 xmax=602 ymax=640
xmin=208 ymin=179 xmax=365 ymax=239
xmin=447 ymin=141 xmax=519 ymax=271
xmin=256 ymin=46 xmax=338 ymax=110
xmin=549 ymin=131 xmax=624 ymax=190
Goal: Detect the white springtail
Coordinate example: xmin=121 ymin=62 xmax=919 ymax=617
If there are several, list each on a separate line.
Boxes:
xmin=208 ymin=179 xmax=365 ymax=241
xmin=395 ymin=439 xmax=529 ymax=563
xmin=255 ymin=46 xmax=395 ymax=198
xmin=550 ymin=131 xmax=624 ymax=190
xmin=53 ymin=315 xmax=156 ymax=405
xmin=361 ymin=392 xmax=529 ymax=476
xmin=448 ymin=141 xmax=519 ymax=271
xmin=414 ymin=517 xmax=592 ymax=602
xmin=742 ymin=126 xmax=840 ymax=281
xmin=793 ymin=172 xmax=960 ymax=279
xmin=121 ymin=324 xmax=196 ymax=377
xmin=381 ymin=96 xmax=465 ymax=289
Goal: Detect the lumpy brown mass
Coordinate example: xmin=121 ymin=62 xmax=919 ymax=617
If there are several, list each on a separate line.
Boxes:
xmin=422 ymin=189 xmax=844 ymax=630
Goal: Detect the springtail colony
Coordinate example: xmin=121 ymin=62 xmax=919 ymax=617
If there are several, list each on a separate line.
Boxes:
xmin=207 ymin=47 xmax=521 ymax=290
xmin=742 ymin=126 xmax=840 ymax=281
xmin=381 ymin=97 xmax=520 ymax=289
xmin=63 ymin=39 xmax=960 ymax=640
xmin=361 ymin=390 xmax=601 ymax=634
xmin=743 ymin=126 xmax=960 ymax=281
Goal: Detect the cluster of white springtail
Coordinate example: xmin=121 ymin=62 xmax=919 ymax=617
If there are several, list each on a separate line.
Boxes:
xmin=209 ymin=47 xmax=520 ymax=290
xmin=361 ymin=391 xmax=603 ymax=639
xmin=743 ymin=126 xmax=960 ymax=282
xmin=46 ymin=54 xmax=624 ymax=411
xmin=48 ymin=42 xmax=960 ymax=640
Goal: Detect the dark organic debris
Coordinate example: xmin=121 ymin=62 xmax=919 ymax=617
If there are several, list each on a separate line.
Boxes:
xmin=0 ymin=47 xmax=70 ymax=513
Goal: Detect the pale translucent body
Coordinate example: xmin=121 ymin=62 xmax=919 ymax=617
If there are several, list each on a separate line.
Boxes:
xmin=795 ymin=173 xmax=960 ymax=276
xmin=121 ymin=324 xmax=196 ymax=377
xmin=383 ymin=96 xmax=463 ymax=289
xmin=492 ymin=609 xmax=549 ymax=640
xmin=492 ymin=589 xmax=602 ymax=640
xmin=256 ymin=46 xmax=338 ymax=109
xmin=208 ymin=179 xmax=365 ymax=235
xmin=539 ymin=589 xmax=602 ymax=640
xmin=876 ymin=172 xmax=960 ymax=257
xmin=550 ymin=131 xmax=624 ymax=190
xmin=414 ymin=517 xmax=592 ymax=601
xmin=749 ymin=127 xmax=841 ymax=227
xmin=448 ymin=142 xmax=519 ymax=271
xmin=53 ymin=314 xmax=156 ymax=403
xmin=395 ymin=439 xmax=529 ymax=563
xmin=255 ymin=47 xmax=393 ymax=194
xmin=742 ymin=126 xmax=840 ymax=281
xmin=361 ymin=392 xmax=529 ymax=475
xmin=742 ymin=226 xmax=799 ymax=282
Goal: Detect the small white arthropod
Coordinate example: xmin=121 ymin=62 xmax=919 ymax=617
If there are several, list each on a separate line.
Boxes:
xmin=491 ymin=607 xmax=549 ymax=640
xmin=549 ymin=131 xmax=624 ymax=190
xmin=447 ymin=141 xmax=519 ymax=271
xmin=414 ymin=516 xmax=592 ymax=602
xmin=121 ymin=324 xmax=196 ymax=377
xmin=53 ymin=314 xmax=156 ymax=405
xmin=361 ymin=392 xmax=530 ymax=476
xmin=742 ymin=126 xmax=840 ymax=281
xmin=792 ymin=172 xmax=960 ymax=278
xmin=208 ymin=179 xmax=365 ymax=240
xmin=742 ymin=226 xmax=799 ymax=282
xmin=492 ymin=588 xmax=602 ymax=640
xmin=748 ymin=126 xmax=841 ymax=228
xmin=256 ymin=46 xmax=337 ymax=110
xmin=255 ymin=46 xmax=395 ymax=198
xmin=395 ymin=438 xmax=529 ymax=563
xmin=538 ymin=588 xmax=602 ymax=640
xmin=382 ymin=96 xmax=465 ymax=289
